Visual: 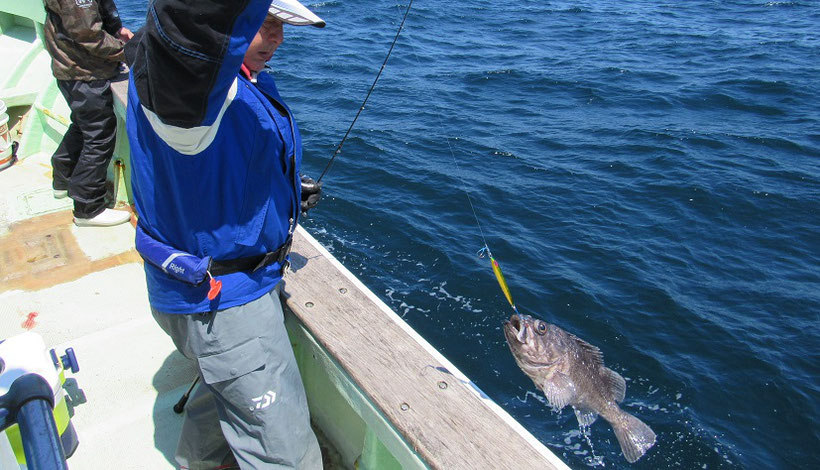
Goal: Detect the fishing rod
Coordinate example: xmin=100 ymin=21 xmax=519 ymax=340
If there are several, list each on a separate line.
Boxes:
xmin=317 ymin=0 xmax=414 ymax=183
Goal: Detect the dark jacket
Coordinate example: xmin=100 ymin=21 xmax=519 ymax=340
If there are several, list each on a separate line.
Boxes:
xmin=43 ymin=0 xmax=125 ymax=81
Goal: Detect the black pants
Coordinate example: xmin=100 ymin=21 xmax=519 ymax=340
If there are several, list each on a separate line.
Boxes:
xmin=52 ymin=79 xmax=117 ymax=219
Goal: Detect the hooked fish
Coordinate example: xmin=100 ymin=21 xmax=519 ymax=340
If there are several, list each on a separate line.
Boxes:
xmin=504 ymin=314 xmax=656 ymax=463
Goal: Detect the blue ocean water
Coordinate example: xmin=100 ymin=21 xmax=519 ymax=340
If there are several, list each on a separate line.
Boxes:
xmin=118 ymin=1 xmax=819 ymax=468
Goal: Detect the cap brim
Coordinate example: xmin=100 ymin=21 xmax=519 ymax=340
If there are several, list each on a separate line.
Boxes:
xmin=268 ymin=0 xmax=326 ymax=28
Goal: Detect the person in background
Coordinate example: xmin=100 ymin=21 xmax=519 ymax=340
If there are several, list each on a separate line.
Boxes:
xmin=127 ymin=0 xmax=324 ymax=468
xmin=42 ymin=0 xmax=133 ymax=227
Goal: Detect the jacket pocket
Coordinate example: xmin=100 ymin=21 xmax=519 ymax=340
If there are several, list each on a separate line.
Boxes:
xmin=198 ymin=338 xmax=266 ymax=384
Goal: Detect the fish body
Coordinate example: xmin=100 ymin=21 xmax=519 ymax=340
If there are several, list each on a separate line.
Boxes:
xmin=504 ymin=314 xmax=656 ymax=463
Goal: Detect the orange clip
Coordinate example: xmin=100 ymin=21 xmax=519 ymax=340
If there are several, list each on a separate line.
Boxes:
xmin=207 ymin=272 xmax=222 ymax=300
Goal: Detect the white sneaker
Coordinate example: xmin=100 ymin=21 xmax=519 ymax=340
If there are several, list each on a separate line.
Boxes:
xmin=53 ymin=189 xmax=68 ymax=199
xmin=74 ymin=208 xmax=131 ymax=227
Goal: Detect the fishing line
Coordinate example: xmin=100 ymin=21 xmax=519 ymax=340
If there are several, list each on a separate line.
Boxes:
xmin=317 ymin=0 xmax=415 ymax=183
xmin=394 ymin=7 xmax=521 ymax=316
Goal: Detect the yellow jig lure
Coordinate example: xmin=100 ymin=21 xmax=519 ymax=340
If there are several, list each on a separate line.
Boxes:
xmin=478 ymin=246 xmax=520 ymax=315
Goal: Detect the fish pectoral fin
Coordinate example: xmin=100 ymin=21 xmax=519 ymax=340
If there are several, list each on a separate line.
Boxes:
xmin=604 ymin=367 xmax=627 ymax=403
xmin=542 ymin=372 xmax=576 ymax=410
xmin=573 ymin=406 xmax=599 ymax=427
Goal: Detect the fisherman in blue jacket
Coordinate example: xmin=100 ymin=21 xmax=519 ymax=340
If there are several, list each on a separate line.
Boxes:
xmin=126 ymin=1 xmax=324 ymax=467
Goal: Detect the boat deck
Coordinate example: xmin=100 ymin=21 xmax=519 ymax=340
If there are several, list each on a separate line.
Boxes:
xmin=0 ymin=150 xmax=191 ymax=468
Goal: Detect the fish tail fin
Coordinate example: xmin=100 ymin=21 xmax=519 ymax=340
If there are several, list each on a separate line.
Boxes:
xmin=612 ymin=411 xmax=656 ymax=463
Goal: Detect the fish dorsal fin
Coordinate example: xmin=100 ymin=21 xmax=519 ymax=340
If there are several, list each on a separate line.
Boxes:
xmin=573 ymin=406 xmax=599 ymax=427
xmin=604 ymin=367 xmax=627 ymax=403
xmin=569 ymin=333 xmax=604 ymax=367
xmin=541 ymin=372 xmax=576 ymax=411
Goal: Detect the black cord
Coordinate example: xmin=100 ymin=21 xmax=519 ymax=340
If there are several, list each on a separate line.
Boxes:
xmin=317 ymin=0 xmax=414 ymax=183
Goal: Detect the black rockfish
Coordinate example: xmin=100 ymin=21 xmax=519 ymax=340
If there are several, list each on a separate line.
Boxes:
xmin=503 ymin=314 xmax=656 ymax=463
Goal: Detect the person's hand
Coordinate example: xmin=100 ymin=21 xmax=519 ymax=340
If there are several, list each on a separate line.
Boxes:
xmin=118 ymin=27 xmax=134 ymax=42
xmin=300 ymin=174 xmax=322 ymax=213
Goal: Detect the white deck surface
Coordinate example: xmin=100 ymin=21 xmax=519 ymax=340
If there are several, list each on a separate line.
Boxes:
xmin=0 ymin=152 xmax=192 ymax=469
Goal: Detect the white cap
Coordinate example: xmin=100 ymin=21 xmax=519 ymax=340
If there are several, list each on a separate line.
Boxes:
xmin=268 ymin=0 xmax=326 ymax=28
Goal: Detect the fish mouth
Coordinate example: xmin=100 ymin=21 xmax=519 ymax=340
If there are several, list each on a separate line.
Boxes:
xmin=503 ymin=314 xmax=530 ymax=344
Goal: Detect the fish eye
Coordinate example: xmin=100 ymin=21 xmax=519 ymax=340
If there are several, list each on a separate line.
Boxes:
xmin=536 ymin=322 xmax=547 ymax=335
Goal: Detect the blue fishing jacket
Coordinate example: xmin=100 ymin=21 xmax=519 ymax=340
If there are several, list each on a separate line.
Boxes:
xmin=126 ymin=0 xmax=301 ymax=313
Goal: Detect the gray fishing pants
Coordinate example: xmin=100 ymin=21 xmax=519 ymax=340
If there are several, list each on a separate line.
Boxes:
xmin=152 ymin=288 xmax=322 ymax=470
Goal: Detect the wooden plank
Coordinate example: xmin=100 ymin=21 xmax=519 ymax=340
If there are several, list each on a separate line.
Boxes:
xmin=283 ymin=227 xmax=568 ymax=470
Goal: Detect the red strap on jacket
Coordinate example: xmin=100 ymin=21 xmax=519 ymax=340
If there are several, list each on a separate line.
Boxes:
xmin=240 ymin=63 xmax=252 ymax=80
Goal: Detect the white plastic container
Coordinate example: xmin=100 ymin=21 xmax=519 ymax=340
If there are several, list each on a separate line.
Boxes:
xmin=0 ymin=99 xmax=13 ymax=170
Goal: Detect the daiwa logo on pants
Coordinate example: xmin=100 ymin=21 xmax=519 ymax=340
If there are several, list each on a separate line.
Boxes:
xmin=250 ymin=390 xmax=276 ymax=411
xmin=76 ymin=0 xmax=93 ymax=8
